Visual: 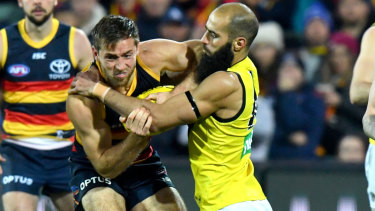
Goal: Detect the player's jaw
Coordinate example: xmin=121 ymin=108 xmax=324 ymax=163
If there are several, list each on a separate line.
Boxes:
xmin=26 ymin=6 xmax=52 ymax=26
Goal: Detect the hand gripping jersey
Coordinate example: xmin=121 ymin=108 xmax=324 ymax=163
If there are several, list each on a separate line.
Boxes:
xmin=0 ymin=19 xmax=78 ymax=148
xmin=71 ymin=56 xmax=160 ymax=165
xmin=188 ymin=57 xmax=266 ymax=210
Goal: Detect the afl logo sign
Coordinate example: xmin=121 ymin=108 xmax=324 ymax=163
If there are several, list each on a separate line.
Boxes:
xmin=8 ymin=64 xmax=30 ymax=77
xmin=49 ymin=59 xmax=71 ymax=74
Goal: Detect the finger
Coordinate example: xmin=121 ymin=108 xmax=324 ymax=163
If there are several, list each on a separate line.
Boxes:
xmin=143 ymin=116 xmax=152 ymax=136
xmin=145 ymin=93 xmax=157 ymax=101
xmin=119 ymin=116 xmax=127 ymax=123
xmin=126 ymin=108 xmax=139 ymax=126
xmin=135 ymin=108 xmax=149 ymax=134
xmin=70 ymin=81 xmax=76 ymax=88
xmin=68 ymin=88 xmax=76 ymax=95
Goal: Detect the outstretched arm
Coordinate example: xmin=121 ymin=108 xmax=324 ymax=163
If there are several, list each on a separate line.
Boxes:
xmin=350 ymin=26 xmax=375 ymax=105
xmin=66 ymin=95 xmax=151 ymax=179
xmin=70 ymin=71 xmax=241 ymax=134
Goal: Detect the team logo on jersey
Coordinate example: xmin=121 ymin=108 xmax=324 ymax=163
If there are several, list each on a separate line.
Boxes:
xmin=241 ymin=131 xmax=253 ymax=158
xmin=7 ymin=64 xmax=30 ymax=77
xmin=49 ymin=59 xmax=71 ymax=79
xmin=32 ymin=52 xmax=47 ymax=60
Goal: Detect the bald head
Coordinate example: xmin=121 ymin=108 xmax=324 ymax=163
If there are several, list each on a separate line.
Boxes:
xmin=213 ymin=3 xmax=259 ymax=48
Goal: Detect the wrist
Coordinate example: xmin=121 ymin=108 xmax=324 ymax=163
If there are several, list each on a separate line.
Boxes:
xmin=92 ymin=82 xmax=111 ymax=102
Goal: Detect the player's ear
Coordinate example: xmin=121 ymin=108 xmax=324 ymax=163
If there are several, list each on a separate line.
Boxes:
xmin=92 ymin=46 xmax=99 ymax=60
xmin=233 ymin=37 xmax=247 ymax=52
xmin=18 ymin=0 xmax=23 ymax=8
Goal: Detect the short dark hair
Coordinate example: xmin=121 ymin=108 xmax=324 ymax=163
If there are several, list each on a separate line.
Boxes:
xmin=228 ymin=13 xmax=259 ymax=48
xmin=91 ymin=15 xmax=140 ymax=51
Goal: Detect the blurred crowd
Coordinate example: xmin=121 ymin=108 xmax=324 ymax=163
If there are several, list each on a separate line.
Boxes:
xmin=1 ymin=0 xmax=374 ymax=163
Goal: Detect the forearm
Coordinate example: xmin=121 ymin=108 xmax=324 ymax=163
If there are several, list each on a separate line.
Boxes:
xmin=94 ymin=133 xmax=149 ymax=179
xmin=350 ymin=82 xmax=371 ymax=105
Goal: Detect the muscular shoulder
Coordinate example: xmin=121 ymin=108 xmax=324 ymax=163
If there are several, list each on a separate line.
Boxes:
xmin=138 ymin=39 xmax=188 ymax=72
xmin=72 ymin=28 xmax=93 ymax=71
xmin=67 ymin=95 xmax=101 ymax=123
xmin=195 ymin=71 xmax=240 ymax=101
xmin=202 ymin=71 xmax=239 ymax=91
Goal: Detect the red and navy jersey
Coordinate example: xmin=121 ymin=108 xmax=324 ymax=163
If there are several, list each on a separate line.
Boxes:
xmin=0 ymin=19 xmax=78 ymax=141
xmin=72 ymin=56 xmax=160 ymax=165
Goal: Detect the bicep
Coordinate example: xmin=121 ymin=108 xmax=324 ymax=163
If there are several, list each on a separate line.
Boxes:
xmin=139 ymin=39 xmax=196 ymax=73
xmin=66 ymin=96 xmax=111 ymax=161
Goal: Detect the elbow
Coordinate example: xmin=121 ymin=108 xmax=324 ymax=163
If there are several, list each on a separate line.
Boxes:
xmin=349 ymin=86 xmax=369 ymax=105
xmin=350 ymin=94 xmax=365 ymax=105
xmin=95 ymin=166 xmax=117 ymax=179
xmin=94 ymin=163 xmax=122 ymax=179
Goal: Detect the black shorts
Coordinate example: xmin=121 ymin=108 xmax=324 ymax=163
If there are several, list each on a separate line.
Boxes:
xmin=0 ymin=141 xmax=72 ymax=195
xmin=70 ymin=151 xmax=174 ymax=210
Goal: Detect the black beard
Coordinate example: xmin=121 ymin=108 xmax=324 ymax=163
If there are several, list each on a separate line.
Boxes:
xmin=195 ymin=43 xmax=234 ymax=83
xmin=26 ymin=10 xmax=52 ymax=26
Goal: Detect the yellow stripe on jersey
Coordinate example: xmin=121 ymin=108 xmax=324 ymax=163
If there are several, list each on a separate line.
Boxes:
xmin=136 ymin=55 xmax=160 ymax=81
xmin=3 ymin=121 xmax=73 ymax=136
xmin=4 ymin=90 xmax=69 ymax=104
xmin=8 ymin=135 xmax=72 ymax=142
xmin=1 ymin=29 xmax=7 ymax=69
xmin=370 ymin=138 xmax=375 ymax=145
xmin=18 ymin=19 xmax=59 ymax=49
xmin=69 ymin=27 xmax=77 ymax=69
xmin=188 ymin=57 xmax=265 ymax=211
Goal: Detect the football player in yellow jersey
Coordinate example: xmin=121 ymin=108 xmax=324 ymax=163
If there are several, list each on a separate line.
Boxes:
xmin=352 ymin=24 xmax=375 ymax=211
xmin=70 ymin=3 xmax=272 ymax=211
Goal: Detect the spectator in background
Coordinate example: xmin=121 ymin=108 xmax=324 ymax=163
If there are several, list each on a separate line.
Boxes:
xmin=318 ymin=32 xmax=365 ymax=155
xmin=0 ymin=1 xmax=23 ymax=28
xmin=269 ymin=53 xmax=325 ymax=160
xmin=159 ymin=6 xmax=192 ymax=42
xmin=243 ymin=0 xmax=297 ymax=30
xmin=336 ymin=134 xmax=367 ymax=163
xmin=70 ymin=0 xmax=107 ymax=36
xmin=249 ymin=21 xmax=284 ymax=161
xmin=136 ymin=0 xmax=171 ymax=41
xmin=190 ymin=0 xmax=238 ymax=39
xmin=298 ymin=1 xmax=333 ymax=83
xmin=108 ymin=0 xmax=141 ymax=21
xmin=336 ymin=0 xmax=373 ymax=41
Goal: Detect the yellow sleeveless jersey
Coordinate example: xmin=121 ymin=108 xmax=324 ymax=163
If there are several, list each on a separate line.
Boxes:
xmin=188 ymin=57 xmax=266 ymax=210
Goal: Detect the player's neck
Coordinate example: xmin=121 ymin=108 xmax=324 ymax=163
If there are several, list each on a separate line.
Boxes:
xmin=24 ymin=16 xmax=54 ymax=42
xmin=231 ymin=52 xmax=247 ymax=66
